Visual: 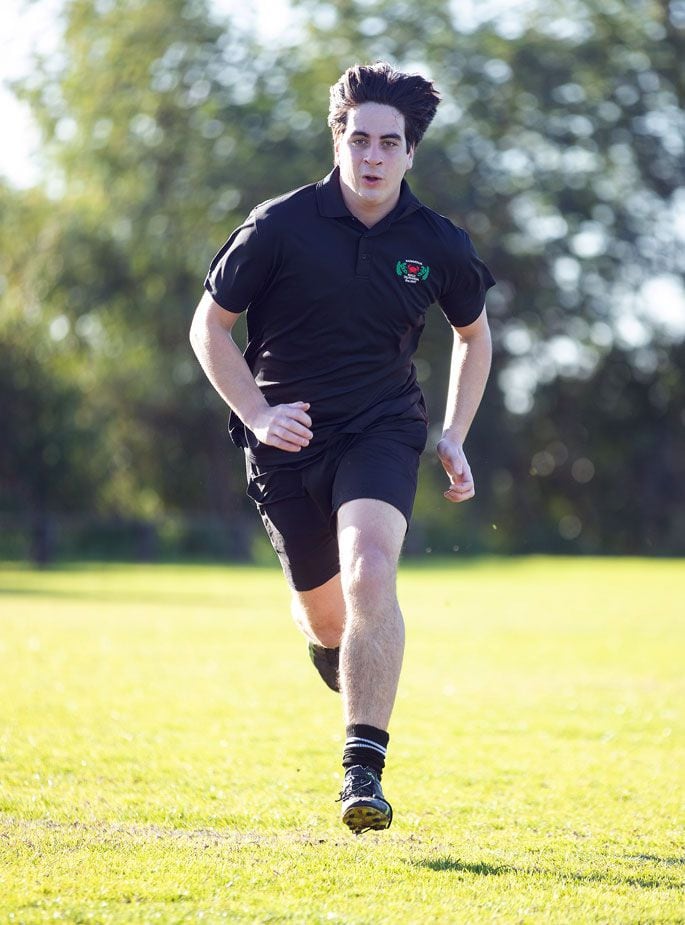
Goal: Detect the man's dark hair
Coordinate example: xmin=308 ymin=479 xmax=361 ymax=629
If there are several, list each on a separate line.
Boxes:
xmin=328 ymin=62 xmax=441 ymax=152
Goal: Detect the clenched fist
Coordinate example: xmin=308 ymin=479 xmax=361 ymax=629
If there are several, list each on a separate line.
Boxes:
xmin=251 ymin=401 xmax=313 ymax=452
xmin=437 ymin=437 xmax=475 ymax=503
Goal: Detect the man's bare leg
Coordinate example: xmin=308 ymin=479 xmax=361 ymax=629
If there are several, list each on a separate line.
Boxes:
xmin=290 ymin=574 xmax=345 ymax=691
xmin=337 ymin=498 xmax=406 ymax=730
xmin=286 ymin=499 xmax=405 ymax=719
xmin=286 ymin=499 xmax=405 ymax=831
xmin=333 ymin=498 xmax=406 ymax=833
xmin=290 ymin=573 xmax=345 ymax=649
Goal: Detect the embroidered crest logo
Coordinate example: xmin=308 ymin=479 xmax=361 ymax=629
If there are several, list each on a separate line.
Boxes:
xmin=396 ymin=259 xmax=430 ymax=284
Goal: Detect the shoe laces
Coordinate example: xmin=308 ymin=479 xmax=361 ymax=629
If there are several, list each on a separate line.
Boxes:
xmin=336 ymin=766 xmax=379 ymax=802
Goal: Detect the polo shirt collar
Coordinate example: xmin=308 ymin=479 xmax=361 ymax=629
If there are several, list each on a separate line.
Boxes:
xmin=316 ymin=166 xmax=423 ymax=224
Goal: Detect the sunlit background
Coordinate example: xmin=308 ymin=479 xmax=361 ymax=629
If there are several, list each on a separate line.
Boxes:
xmin=1 ymin=0 xmax=684 ymax=563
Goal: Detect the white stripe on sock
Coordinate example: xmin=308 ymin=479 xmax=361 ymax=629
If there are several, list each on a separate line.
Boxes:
xmin=345 ymin=737 xmax=387 ymax=756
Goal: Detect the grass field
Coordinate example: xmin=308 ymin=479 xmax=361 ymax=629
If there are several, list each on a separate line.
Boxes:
xmin=0 ymin=557 xmax=683 ymax=924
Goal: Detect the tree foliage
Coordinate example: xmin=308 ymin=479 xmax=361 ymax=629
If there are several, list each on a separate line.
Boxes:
xmin=2 ymin=0 xmax=683 ymax=559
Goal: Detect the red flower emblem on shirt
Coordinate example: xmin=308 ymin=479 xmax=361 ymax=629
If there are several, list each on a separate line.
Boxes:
xmin=395 ymin=259 xmax=430 ymax=284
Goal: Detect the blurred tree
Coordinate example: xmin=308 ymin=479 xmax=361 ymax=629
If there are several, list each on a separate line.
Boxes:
xmin=8 ymin=0 xmax=268 ymax=556
xmin=287 ymin=0 xmax=685 ymax=554
xmin=0 ymin=182 xmax=107 ymax=562
xmin=3 ymin=0 xmax=684 ymax=559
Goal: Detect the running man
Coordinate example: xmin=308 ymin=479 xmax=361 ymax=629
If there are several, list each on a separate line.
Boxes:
xmin=190 ymin=62 xmax=495 ymax=834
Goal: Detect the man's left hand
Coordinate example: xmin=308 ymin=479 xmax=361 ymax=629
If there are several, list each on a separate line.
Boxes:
xmin=437 ymin=438 xmax=475 ymax=503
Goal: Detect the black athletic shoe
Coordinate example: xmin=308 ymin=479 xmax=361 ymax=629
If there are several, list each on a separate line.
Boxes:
xmin=337 ymin=764 xmax=393 ymax=835
xmin=308 ymin=643 xmax=340 ymax=693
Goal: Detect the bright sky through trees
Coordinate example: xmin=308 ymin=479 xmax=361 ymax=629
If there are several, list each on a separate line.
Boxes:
xmin=2 ymin=0 xmax=683 ymax=560
xmin=1 ymin=0 xmax=683 ymax=334
xmin=0 ymin=0 xmax=284 ymax=185
xmin=0 ymin=0 xmax=532 ymax=186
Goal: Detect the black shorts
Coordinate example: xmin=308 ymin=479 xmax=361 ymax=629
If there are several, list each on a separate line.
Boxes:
xmin=245 ymin=422 xmax=427 ymax=592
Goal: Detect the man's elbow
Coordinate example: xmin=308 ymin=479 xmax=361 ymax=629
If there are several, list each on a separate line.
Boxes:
xmin=189 ymin=313 xmax=206 ymax=355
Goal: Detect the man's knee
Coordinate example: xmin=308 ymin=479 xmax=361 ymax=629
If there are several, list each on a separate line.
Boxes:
xmin=292 ymin=599 xmax=343 ymax=647
xmin=337 ymin=499 xmax=404 ymax=601
xmin=340 ymin=542 xmax=398 ymax=602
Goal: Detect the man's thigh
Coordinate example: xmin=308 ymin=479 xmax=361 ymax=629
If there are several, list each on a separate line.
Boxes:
xmin=337 ymin=498 xmax=406 ymax=578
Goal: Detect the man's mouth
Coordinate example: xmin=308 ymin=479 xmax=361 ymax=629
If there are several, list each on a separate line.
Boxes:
xmin=362 ymin=174 xmax=382 ymax=185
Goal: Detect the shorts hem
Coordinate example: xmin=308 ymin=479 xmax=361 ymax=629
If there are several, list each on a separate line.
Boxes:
xmin=288 ymin=565 xmax=341 ymax=593
xmin=332 ymin=494 xmax=411 ymax=533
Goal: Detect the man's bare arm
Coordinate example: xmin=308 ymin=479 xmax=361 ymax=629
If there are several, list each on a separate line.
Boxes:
xmin=436 ymin=308 xmax=492 ymax=503
xmin=189 ymin=291 xmax=312 ymax=452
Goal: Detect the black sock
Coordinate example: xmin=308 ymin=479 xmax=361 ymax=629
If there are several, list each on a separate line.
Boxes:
xmin=342 ymin=724 xmax=389 ymax=778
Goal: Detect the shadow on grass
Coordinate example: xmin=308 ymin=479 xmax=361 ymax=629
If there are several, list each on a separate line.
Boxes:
xmin=413 ymin=856 xmax=684 ymax=891
xmin=629 ymin=854 xmax=685 ymax=866
xmin=420 ymin=857 xmax=512 ymax=876
xmin=572 ymin=870 xmax=683 ymax=891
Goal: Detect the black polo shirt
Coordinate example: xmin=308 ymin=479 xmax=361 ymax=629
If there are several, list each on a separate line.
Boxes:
xmin=204 ymin=166 xmax=496 ymax=469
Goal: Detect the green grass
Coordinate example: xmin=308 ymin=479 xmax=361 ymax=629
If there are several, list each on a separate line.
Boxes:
xmin=0 ymin=558 xmax=683 ymax=924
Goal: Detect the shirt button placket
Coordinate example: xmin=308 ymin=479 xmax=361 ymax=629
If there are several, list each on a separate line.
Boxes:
xmin=356 ymin=237 xmax=371 ymax=278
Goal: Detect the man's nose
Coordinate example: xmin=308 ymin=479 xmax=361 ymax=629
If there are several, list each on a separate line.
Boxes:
xmin=363 ymin=146 xmax=383 ymax=164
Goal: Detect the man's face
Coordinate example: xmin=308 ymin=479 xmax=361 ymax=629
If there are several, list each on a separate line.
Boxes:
xmin=334 ymin=102 xmax=414 ymax=215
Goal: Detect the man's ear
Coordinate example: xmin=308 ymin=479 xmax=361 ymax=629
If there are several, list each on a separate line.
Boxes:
xmin=333 ymin=135 xmax=340 ymax=166
xmin=406 ymin=145 xmax=415 ymax=170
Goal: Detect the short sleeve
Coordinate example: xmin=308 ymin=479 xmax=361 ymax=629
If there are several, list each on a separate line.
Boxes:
xmin=438 ymin=230 xmax=496 ymax=327
xmin=204 ymin=215 xmax=273 ymax=312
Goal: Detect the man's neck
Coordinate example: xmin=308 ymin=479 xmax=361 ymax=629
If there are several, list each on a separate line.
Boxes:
xmin=338 ymin=176 xmax=400 ymax=229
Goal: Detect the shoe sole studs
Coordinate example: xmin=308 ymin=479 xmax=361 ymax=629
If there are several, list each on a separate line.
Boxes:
xmin=342 ymin=804 xmax=392 ymax=835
